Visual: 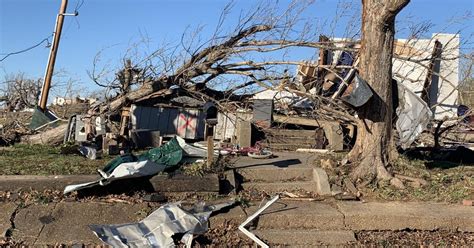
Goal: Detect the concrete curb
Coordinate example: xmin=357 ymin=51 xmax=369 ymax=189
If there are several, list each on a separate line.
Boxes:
xmin=0 ymin=174 xmax=220 ymax=193
xmin=336 ymin=201 xmax=474 ymax=232
xmin=1 ymin=200 xmax=472 ymax=245
xmin=0 ymin=175 xmax=98 ymax=192
xmin=211 ymin=200 xmax=474 ymax=232
xmin=313 ymin=168 xmax=331 ymax=195
xmin=253 ymin=230 xmax=357 ymax=246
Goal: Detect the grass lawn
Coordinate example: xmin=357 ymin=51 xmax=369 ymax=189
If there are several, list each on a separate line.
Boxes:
xmin=367 ymin=156 xmax=474 ymax=203
xmin=0 ymin=144 xmax=107 ymax=175
xmin=1 ymin=143 xmax=472 ymax=203
xmin=320 ymin=153 xmax=474 ymax=203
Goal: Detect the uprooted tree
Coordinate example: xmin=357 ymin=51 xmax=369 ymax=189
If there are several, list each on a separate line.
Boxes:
xmin=88 ymin=0 xmax=467 ymax=187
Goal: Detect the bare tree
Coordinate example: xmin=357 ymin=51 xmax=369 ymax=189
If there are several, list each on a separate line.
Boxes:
xmin=1 ymin=73 xmax=42 ymax=111
xmin=347 ymin=0 xmax=410 ymax=188
xmin=459 ymin=52 xmax=474 ymax=107
xmin=88 ymin=1 xmax=360 ymax=119
xmin=86 ymin=0 xmax=470 ymax=188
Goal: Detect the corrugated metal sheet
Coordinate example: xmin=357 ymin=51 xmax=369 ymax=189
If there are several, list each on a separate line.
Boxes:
xmin=130 ymin=105 xmax=205 ymax=139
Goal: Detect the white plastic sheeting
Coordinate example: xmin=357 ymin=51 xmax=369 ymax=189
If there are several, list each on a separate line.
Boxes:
xmin=90 ymin=201 xmax=235 ymax=247
xmin=396 ymin=83 xmax=432 ymax=149
xmin=63 ymin=160 xmax=161 ymax=194
xmin=63 ymin=136 xmax=210 ymax=194
xmin=79 ymin=146 xmax=98 ymax=160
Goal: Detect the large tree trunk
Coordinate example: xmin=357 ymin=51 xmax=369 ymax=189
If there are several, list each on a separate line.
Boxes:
xmin=348 ymin=0 xmax=409 ymax=186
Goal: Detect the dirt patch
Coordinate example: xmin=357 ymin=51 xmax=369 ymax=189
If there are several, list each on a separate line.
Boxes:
xmin=193 ymin=221 xmax=254 ymax=247
xmin=0 ymin=189 xmax=227 ymax=208
xmin=355 ymin=230 xmax=474 ymax=246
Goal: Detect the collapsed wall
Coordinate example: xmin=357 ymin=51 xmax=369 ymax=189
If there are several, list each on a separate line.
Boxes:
xmin=330 ymin=33 xmax=460 ymax=120
xmin=393 ymin=33 xmax=460 ymax=120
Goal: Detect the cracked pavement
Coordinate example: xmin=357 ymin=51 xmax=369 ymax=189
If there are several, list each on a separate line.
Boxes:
xmin=2 ymin=201 xmax=150 ymax=245
xmin=1 ymin=200 xmax=473 ymax=246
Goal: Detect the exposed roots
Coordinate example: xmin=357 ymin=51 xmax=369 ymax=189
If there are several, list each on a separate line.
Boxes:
xmin=348 ymin=151 xmax=405 ymax=189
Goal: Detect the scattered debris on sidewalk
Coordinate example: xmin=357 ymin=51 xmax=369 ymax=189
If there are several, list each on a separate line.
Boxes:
xmin=462 ymin=199 xmax=473 ymax=206
xmin=247 ymin=150 xmax=273 ymax=159
xmin=90 ymin=200 xmax=235 ymax=247
xmin=280 ymin=191 xmax=323 ymax=201
xmin=0 ymin=6 xmax=471 ymax=247
xmin=355 ymin=230 xmax=474 ymax=247
xmin=239 ymin=195 xmax=279 ymax=247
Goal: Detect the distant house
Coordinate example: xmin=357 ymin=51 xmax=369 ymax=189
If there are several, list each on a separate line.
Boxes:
xmin=53 ymin=96 xmax=98 ymax=106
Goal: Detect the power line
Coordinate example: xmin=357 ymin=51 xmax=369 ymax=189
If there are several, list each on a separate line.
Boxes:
xmin=0 ymin=0 xmax=84 ymax=63
xmin=74 ymin=0 xmax=84 ymax=13
xmin=64 ymin=0 xmax=84 ymax=35
xmin=72 ymin=0 xmax=85 ymax=30
xmin=0 ymin=35 xmax=53 ymax=62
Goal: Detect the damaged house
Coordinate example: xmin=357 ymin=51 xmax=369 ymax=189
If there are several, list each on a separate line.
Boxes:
xmin=67 ymin=33 xmax=464 ymax=154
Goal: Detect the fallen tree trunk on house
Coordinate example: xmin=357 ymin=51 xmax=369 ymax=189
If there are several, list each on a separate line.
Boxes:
xmin=21 ymin=124 xmax=68 ymax=145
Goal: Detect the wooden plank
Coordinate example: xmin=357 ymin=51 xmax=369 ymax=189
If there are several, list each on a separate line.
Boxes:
xmin=215 ymin=112 xmax=237 ymax=140
xmin=421 ymin=40 xmax=443 ymax=104
xmin=237 ymin=119 xmax=252 ymax=147
xmin=266 ymin=132 xmax=319 ymax=139
xmin=266 ymin=136 xmax=318 ymax=142
xmin=130 ymin=105 xmax=138 ymax=130
xmin=253 ymin=99 xmax=273 ymax=128
xmin=265 ymin=128 xmax=317 ymax=137
xmin=265 ymin=128 xmax=324 ymax=148
xmin=318 ymin=35 xmax=330 ymax=74
xmin=273 ymin=114 xmax=337 ymax=127
xmin=265 ymin=143 xmax=314 ymax=150
xmin=267 ymin=139 xmax=317 ymax=145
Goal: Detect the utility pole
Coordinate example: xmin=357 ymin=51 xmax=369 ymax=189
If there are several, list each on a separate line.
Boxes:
xmin=38 ymin=0 xmax=68 ymax=111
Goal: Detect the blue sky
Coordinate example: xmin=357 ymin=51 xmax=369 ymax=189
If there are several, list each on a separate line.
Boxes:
xmin=1 ymin=0 xmax=473 ymax=97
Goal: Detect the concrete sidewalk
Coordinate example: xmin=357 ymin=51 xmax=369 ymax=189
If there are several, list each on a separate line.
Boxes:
xmin=1 ymin=200 xmax=472 ymax=246
xmin=231 ymin=151 xmax=317 ymax=169
xmin=0 ymin=174 xmax=220 ymax=193
xmin=232 ymin=151 xmax=332 ymax=195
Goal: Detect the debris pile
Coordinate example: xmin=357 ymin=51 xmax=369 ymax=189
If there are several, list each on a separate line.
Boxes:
xmin=63 ymin=136 xmax=210 ymax=194
xmin=90 ymin=201 xmax=235 ymax=247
